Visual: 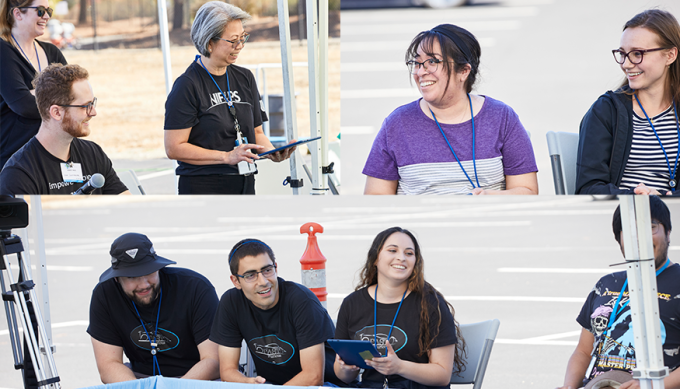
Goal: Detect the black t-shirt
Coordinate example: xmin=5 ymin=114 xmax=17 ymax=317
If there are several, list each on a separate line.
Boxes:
xmin=0 ymin=137 xmax=127 ymax=195
xmin=336 ymin=287 xmax=457 ymax=389
xmin=0 ymin=39 xmax=66 ymax=169
xmin=164 ymin=61 xmax=268 ymax=176
xmin=577 ymin=263 xmax=680 ymax=380
xmin=87 ymin=267 xmax=219 ymax=377
xmin=210 ymin=278 xmax=339 ymax=385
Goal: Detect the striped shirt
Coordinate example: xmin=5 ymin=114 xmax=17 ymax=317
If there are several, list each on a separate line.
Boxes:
xmin=363 ymin=97 xmax=537 ymax=195
xmin=620 ymin=105 xmax=680 ymax=192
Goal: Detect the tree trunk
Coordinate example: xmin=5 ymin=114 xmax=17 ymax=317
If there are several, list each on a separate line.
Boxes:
xmin=173 ymin=0 xmax=184 ymax=31
xmin=78 ymin=0 xmax=88 ymax=24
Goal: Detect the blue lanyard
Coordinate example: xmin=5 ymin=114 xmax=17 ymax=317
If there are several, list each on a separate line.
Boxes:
xmin=429 ymin=93 xmax=480 ymax=189
xmin=11 ymin=34 xmax=41 ymax=72
xmin=132 ymin=287 xmax=163 ymax=376
xmin=606 ymin=259 xmax=670 ymax=334
xmin=196 ymin=55 xmax=243 ymax=137
xmin=633 ymin=94 xmax=680 ymax=191
xmin=373 ymin=284 xmax=407 ymax=357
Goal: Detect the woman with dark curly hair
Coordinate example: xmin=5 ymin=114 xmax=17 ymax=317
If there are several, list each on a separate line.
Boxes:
xmin=363 ymin=24 xmax=538 ymax=195
xmin=334 ymin=227 xmax=465 ymax=389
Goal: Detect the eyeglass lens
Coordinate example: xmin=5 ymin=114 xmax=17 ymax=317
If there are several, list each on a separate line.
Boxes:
xmin=407 ymin=59 xmax=439 ymax=74
xmin=613 ymin=50 xmax=644 ymax=64
xmin=242 ymin=265 xmax=275 ymax=281
xmin=86 ymin=98 xmax=97 ymax=115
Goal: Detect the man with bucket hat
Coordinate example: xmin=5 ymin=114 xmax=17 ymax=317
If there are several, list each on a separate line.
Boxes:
xmin=87 ymin=233 xmax=220 ymax=383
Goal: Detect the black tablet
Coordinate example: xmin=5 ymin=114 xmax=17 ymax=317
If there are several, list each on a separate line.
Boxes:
xmin=257 ymin=136 xmax=322 ymax=157
xmin=327 ymin=339 xmax=381 ymax=370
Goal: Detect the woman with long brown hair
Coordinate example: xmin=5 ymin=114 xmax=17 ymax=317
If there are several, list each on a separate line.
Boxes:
xmin=576 ymin=9 xmax=680 ymax=195
xmin=0 ymin=0 xmax=65 ymax=169
xmin=334 ymin=227 xmax=465 ymax=389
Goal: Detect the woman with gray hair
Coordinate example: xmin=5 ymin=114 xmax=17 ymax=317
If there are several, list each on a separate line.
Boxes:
xmin=164 ymin=1 xmax=296 ymax=194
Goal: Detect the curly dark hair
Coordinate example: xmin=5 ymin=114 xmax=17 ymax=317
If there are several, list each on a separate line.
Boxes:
xmin=356 ymin=226 xmax=467 ymax=375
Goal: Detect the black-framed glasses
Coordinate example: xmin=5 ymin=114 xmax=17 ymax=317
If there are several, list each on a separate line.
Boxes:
xmin=59 ymin=97 xmax=97 ymax=116
xmin=612 ymin=48 xmax=668 ymax=65
xmin=406 ymin=58 xmax=445 ymax=74
xmin=219 ymin=33 xmax=250 ymax=48
xmin=235 ymin=264 xmax=276 ymax=283
xmin=18 ymin=6 xmax=53 ymax=18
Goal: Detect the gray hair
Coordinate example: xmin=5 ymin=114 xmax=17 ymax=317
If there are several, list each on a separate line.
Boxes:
xmin=191 ymin=1 xmax=251 ymax=57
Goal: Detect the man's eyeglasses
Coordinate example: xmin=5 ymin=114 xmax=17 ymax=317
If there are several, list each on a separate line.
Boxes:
xmin=612 ymin=48 xmax=668 ymax=65
xmin=59 ymin=97 xmax=97 ymax=116
xmin=219 ymin=33 xmax=250 ymax=48
xmin=652 ymin=221 xmax=662 ymax=234
xmin=18 ymin=6 xmax=53 ymax=18
xmin=406 ymin=58 xmax=446 ymax=75
xmin=236 ymin=264 xmax=276 ymax=283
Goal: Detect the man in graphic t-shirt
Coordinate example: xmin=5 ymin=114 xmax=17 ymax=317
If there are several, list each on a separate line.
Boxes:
xmin=0 ymin=64 xmax=127 ymax=195
xmin=558 ymin=196 xmax=680 ymax=389
xmin=87 ymin=233 xmax=219 ymax=383
xmin=210 ymin=239 xmax=341 ymax=385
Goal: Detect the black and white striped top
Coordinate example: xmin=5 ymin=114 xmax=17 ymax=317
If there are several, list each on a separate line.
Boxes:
xmin=620 ymin=105 xmax=680 ymax=192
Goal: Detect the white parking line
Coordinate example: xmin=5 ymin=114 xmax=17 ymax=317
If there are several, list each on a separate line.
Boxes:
xmin=341 ymin=126 xmax=375 ymax=135
xmin=341 ymin=37 xmax=496 ymax=52
xmin=342 ymin=21 xmax=521 ymax=36
xmin=498 ymin=268 xmax=613 ymax=274
xmin=327 ymin=294 xmax=583 ymax=303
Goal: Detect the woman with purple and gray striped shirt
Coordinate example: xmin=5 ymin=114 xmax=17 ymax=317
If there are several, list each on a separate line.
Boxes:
xmin=363 ymin=24 xmax=538 ymax=195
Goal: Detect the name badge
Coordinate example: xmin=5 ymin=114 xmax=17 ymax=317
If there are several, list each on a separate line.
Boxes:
xmin=60 ymin=162 xmax=84 ymax=183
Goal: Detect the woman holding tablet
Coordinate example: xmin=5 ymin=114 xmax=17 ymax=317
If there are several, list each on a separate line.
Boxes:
xmin=362 ymin=24 xmax=538 ymax=195
xmin=576 ymin=9 xmax=680 ymax=195
xmin=164 ymin=1 xmax=296 ymax=194
xmin=334 ymin=227 xmax=465 ymax=389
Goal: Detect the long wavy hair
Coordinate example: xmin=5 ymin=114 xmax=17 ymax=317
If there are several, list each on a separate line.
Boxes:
xmin=356 ymin=227 xmax=466 ymax=375
xmin=617 ymin=9 xmax=680 ymax=105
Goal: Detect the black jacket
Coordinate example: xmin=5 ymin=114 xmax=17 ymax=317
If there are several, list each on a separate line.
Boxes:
xmin=576 ymin=89 xmax=637 ymax=194
xmin=0 ymin=39 xmax=66 ymax=169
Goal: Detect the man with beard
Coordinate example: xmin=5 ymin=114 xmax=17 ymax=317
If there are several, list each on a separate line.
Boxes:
xmin=88 ymin=233 xmax=220 ymax=383
xmin=558 ymin=196 xmax=680 ymax=389
xmin=0 ymin=63 xmax=128 ymax=194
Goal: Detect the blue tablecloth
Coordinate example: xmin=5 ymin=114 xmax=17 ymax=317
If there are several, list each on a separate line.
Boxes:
xmin=80 ymin=377 xmax=304 ymax=389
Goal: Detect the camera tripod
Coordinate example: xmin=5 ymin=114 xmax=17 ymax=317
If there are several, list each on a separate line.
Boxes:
xmin=1 ymin=230 xmax=60 ymax=388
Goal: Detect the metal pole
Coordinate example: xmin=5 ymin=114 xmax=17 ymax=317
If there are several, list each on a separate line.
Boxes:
xmin=619 ymin=196 xmax=668 ymax=389
xmin=305 ymin=0 xmax=324 ymax=194
xmin=277 ymin=0 xmax=301 ymax=195
xmin=155 ymin=0 xmax=176 ymax=193
xmin=31 ymin=196 xmax=53 ymax=353
xmin=318 ymin=0 xmax=330 ymax=193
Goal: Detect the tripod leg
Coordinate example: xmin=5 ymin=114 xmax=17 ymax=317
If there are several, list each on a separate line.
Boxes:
xmin=21 ymin=298 xmax=38 ymax=389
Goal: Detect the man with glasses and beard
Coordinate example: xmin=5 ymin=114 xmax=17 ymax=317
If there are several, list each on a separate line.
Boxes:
xmin=0 ymin=63 xmax=128 ymax=194
xmin=210 ymin=239 xmax=342 ymax=386
xmin=88 ymin=233 xmax=220 ymax=383
xmin=558 ymin=196 xmax=680 ymax=389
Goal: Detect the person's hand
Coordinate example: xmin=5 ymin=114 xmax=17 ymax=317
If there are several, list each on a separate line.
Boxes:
xmin=29 ymin=89 xmax=35 ymax=96
xmin=226 ymin=143 xmax=264 ymax=164
xmin=261 ymin=139 xmax=298 ymax=163
xmin=619 ymin=379 xmax=641 ymax=389
xmin=335 ymin=354 xmax=360 ymax=373
xmin=471 ymin=188 xmax=488 ymax=195
xmin=554 ymin=386 xmax=574 ymax=389
xmin=633 ymin=183 xmax=671 ymax=195
xmin=364 ymin=341 xmax=402 ymax=376
xmin=247 ymin=376 xmax=266 ymax=384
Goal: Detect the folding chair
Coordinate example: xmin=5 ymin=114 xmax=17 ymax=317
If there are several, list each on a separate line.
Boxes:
xmin=546 ymin=131 xmax=579 ymax=195
xmin=450 ymin=319 xmax=500 ymax=389
xmin=116 ymin=169 xmax=146 ymax=195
